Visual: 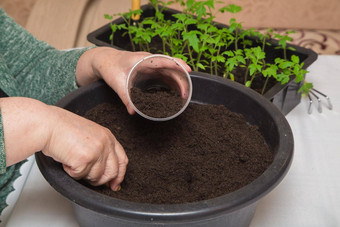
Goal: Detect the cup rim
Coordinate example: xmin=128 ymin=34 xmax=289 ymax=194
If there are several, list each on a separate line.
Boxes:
xmin=126 ymin=54 xmax=193 ymax=121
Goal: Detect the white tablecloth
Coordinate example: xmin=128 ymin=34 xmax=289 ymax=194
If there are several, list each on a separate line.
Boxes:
xmin=5 ymin=55 xmax=340 ymax=227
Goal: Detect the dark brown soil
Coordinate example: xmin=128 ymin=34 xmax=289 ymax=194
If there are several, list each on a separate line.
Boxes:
xmin=130 ymin=86 xmax=182 ymax=118
xmin=83 ymin=97 xmax=273 ymax=204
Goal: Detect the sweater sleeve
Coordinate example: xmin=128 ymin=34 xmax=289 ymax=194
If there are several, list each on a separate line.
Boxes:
xmin=0 ymin=7 xmax=93 ymax=104
xmin=0 ymin=112 xmax=5 ymax=174
xmin=0 ymin=8 xmax=95 ymax=173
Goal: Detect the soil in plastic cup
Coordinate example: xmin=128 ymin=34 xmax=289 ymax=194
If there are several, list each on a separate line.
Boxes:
xmin=126 ymin=55 xmax=192 ymax=121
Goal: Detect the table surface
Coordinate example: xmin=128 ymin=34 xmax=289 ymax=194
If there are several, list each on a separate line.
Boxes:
xmin=5 ymin=55 xmax=340 ymax=227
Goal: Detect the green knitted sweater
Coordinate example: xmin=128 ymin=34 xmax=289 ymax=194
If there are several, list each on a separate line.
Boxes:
xmin=0 ymin=7 xmax=90 ymax=220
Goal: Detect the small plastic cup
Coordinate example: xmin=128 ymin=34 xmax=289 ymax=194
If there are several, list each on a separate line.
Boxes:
xmin=126 ymin=54 xmax=192 ymax=121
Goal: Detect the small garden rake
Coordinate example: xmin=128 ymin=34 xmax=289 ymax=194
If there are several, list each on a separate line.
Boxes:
xmin=307 ymin=88 xmax=333 ymax=114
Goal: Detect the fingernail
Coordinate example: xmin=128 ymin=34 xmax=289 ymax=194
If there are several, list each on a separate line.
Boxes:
xmin=115 ymin=185 xmax=121 ymax=191
xmin=127 ymin=106 xmax=135 ymax=115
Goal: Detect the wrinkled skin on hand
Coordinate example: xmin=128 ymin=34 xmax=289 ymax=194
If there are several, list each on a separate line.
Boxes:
xmin=76 ymin=47 xmax=191 ymax=114
xmin=1 ymin=97 xmax=127 ymax=191
xmin=1 ymin=47 xmax=191 ymax=191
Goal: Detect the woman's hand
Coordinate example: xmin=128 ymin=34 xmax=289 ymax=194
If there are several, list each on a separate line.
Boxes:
xmin=75 ymin=47 xmax=191 ymax=114
xmin=0 ymin=97 xmax=127 ymax=191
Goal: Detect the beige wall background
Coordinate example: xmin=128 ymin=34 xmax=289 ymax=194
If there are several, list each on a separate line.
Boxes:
xmin=0 ymin=0 xmax=339 ymax=51
xmin=235 ymin=0 xmax=340 ymax=30
xmin=167 ymin=0 xmax=340 ymax=30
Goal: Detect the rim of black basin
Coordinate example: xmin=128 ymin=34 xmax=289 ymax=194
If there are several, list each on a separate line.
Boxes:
xmin=35 ymin=71 xmax=294 ymax=223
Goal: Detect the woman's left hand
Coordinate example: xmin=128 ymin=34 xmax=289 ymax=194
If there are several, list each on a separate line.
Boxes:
xmin=75 ymin=47 xmax=191 ymax=114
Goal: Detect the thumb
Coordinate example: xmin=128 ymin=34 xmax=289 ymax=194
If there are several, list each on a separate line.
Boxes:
xmin=126 ymin=101 xmax=136 ymax=115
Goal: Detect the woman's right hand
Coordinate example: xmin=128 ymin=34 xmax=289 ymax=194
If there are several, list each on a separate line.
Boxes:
xmin=0 ymin=97 xmax=127 ymax=191
xmin=75 ymin=48 xmax=192 ymax=115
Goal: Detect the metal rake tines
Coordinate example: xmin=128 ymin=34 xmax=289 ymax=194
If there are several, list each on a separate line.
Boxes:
xmin=307 ymin=88 xmax=333 ymax=114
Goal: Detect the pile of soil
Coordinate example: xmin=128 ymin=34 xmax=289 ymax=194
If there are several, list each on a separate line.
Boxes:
xmin=83 ymin=93 xmax=273 ymax=204
xmin=130 ymin=86 xmax=182 ymax=118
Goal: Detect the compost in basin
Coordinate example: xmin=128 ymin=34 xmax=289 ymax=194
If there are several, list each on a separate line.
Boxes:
xmin=82 ymin=89 xmax=273 ymax=204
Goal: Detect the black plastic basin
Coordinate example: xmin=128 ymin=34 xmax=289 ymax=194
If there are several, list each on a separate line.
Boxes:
xmin=36 ymin=72 xmax=293 ymax=227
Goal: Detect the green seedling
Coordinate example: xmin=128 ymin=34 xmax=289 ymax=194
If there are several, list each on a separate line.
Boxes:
xmin=105 ymin=0 xmax=312 ymax=95
xmin=219 ymin=4 xmax=242 ymax=51
xmin=260 ymin=28 xmax=274 ymax=52
xmin=104 ymin=14 xmax=127 ymax=46
xmin=274 ymin=30 xmax=296 ymax=60
xmin=274 ymin=55 xmax=309 ymax=92
xmin=222 ymin=49 xmax=245 ymax=81
xmin=262 ymin=63 xmax=278 ymax=94
xmin=243 ymin=46 xmax=266 ymax=88
xmin=105 ymin=9 xmax=143 ymax=51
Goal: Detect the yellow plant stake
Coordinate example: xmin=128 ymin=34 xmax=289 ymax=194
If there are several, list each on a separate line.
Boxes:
xmin=132 ymin=0 xmax=141 ymax=21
